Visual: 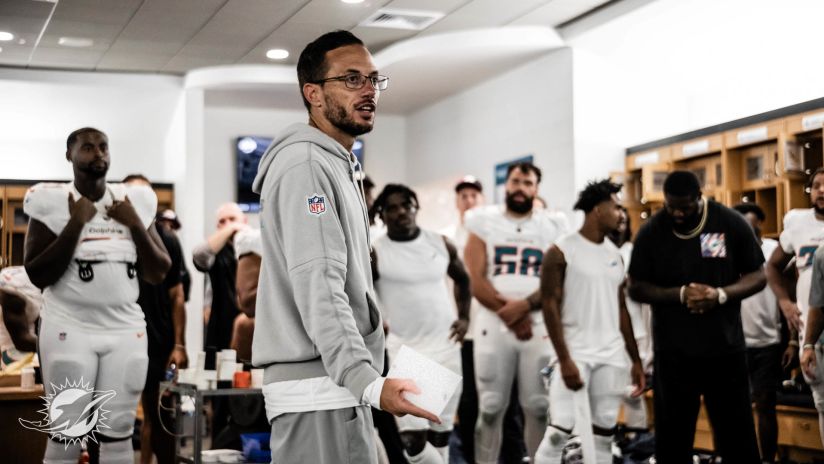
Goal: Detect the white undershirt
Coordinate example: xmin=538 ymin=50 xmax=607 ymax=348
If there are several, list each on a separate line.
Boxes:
xmin=263 ymin=376 xmax=384 ymax=420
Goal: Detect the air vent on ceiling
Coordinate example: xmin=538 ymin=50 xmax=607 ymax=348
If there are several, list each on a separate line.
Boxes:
xmin=360 ymin=9 xmax=444 ymax=31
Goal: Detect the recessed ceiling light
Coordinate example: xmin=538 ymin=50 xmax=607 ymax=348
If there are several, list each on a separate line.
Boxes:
xmin=0 ymin=32 xmax=14 ymax=42
xmin=266 ymin=48 xmax=289 ymax=60
xmin=58 ymin=37 xmax=94 ymax=47
xmin=341 ymin=0 xmax=365 ymax=3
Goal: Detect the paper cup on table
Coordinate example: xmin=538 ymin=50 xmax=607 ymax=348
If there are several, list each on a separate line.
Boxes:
xmin=251 ymin=369 xmax=264 ymax=388
xmin=20 ymin=367 xmax=35 ymax=390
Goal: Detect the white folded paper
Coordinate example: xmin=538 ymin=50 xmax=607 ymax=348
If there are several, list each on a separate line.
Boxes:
xmin=386 ymin=345 xmax=462 ymax=416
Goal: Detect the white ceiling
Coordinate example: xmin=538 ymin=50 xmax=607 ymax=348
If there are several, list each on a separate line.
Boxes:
xmin=0 ymin=0 xmax=611 ymax=74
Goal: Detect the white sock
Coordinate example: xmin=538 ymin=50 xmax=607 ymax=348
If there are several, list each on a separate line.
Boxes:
xmin=404 ymin=442 xmax=443 ymax=464
xmin=100 ymin=439 xmax=134 ymax=464
xmin=43 ymin=440 xmax=81 ymax=464
xmin=434 ymin=444 xmax=449 ymax=463
xmin=594 ymin=435 xmax=613 ymax=464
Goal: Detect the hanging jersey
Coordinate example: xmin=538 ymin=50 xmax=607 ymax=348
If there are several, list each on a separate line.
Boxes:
xmin=779 ymin=208 xmax=824 ymax=338
xmin=23 ymin=182 xmax=157 ymax=330
xmin=235 ymin=228 xmax=262 ymax=258
xmin=465 ymin=205 xmax=567 ymax=300
xmin=556 ymin=232 xmax=627 ymax=367
xmin=373 ymin=229 xmax=457 ymax=357
xmin=0 ymin=266 xmax=41 ymax=367
xmin=741 ymin=238 xmax=781 ymax=347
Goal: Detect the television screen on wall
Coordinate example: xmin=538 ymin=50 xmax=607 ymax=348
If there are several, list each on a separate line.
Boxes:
xmin=235 ymin=135 xmax=364 ymax=213
xmin=236 ymin=136 xmax=273 ymax=213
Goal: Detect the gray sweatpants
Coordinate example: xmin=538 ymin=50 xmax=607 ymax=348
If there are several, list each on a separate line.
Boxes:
xmin=269 ymin=404 xmax=377 ymax=464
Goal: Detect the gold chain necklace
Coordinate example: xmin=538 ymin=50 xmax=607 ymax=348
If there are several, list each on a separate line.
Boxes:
xmin=672 ymin=198 xmax=708 ymax=240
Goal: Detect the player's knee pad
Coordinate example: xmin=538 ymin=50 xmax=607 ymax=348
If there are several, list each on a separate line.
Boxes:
xmin=592 ymin=405 xmax=620 ymax=431
xmin=45 ymin=358 xmax=85 ymax=388
xmin=400 ymin=431 xmax=428 ymax=456
xmin=545 ymin=424 xmax=572 ymax=448
xmin=122 ymin=353 xmax=149 ymax=394
xmin=477 ymin=391 xmax=504 ymax=423
xmin=523 ymin=393 xmax=549 ymax=419
xmin=104 ymin=355 xmax=148 ymax=436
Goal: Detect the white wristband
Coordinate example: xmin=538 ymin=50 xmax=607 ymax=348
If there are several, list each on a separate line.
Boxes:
xmin=679 ymin=285 xmax=687 ymax=304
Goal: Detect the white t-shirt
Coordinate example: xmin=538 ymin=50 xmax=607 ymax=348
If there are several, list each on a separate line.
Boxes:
xmin=556 ymin=232 xmax=627 ymax=367
xmin=23 ymin=182 xmax=156 ymax=330
xmin=465 ymin=205 xmax=567 ymax=301
xmin=779 ymin=208 xmax=824 ymax=339
xmin=0 ymin=266 xmax=41 ymax=366
xmin=373 ymin=229 xmax=459 ymax=358
xmin=234 ymin=228 xmax=262 ymax=258
xmin=741 ymin=238 xmax=781 ymax=348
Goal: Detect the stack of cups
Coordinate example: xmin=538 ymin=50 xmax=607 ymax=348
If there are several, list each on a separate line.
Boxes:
xmin=217 ymin=349 xmax=237 ymax=382
xmin=251 ymin=369 xmax=264 ymax=389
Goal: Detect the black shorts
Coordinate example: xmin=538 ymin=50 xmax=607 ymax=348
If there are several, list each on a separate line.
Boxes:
xmin=746 ymin=343 xmax=782 ymax=394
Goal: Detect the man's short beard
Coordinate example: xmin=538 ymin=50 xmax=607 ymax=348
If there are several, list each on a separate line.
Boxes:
xmin=324 ymin=95 xmax=373 ymax=137
xmin=505 ymin=193 xmax=533 ymax=214
xmin=815 ymin=204 xmax=824 ymax=217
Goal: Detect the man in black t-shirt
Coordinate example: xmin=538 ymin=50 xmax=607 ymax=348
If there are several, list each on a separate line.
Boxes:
xmin=628 ymin=171 xmax=765 ymax=463
xmin=124 ymin=174 xmax=188 ymax=464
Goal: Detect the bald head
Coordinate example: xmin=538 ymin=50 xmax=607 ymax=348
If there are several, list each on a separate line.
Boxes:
xmin=216 ymin=202 xmax=246 ymax=230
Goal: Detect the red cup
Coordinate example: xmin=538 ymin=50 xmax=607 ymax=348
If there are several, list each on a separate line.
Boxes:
xmin=233 ymin=371 xmax=251 ymax=388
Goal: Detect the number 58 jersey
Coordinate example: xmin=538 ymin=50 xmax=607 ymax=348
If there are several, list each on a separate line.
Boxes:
xmin=466 ymin=205 xmax=568 ymax=301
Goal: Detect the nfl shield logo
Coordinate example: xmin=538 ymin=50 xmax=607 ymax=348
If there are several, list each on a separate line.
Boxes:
xmin=307 ymin=195 xmax=326 ymax=215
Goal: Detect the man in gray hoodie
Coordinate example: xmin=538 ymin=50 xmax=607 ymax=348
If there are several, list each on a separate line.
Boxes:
xmin=251 ymin=30 xmax=438 ymax=464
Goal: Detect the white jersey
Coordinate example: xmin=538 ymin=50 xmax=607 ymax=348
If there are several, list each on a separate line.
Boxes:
xmin=23 ymin=182 xmax=157 ymax=331
xmin=235 ymin=228 xmax=262 ymax=258
xmin=779 ymin=208 xmax=824 ymax=338
xmin=465 ymin=205 xmax=567 ymax=300
xmin=374 ymin=229 xmax=458 ymax=357
xmin=556 ymin=232 xmax=627 ymax=367
xmin=742 ymin=238 xmax=781 ymax=348
xmin=0 ymin=266 xmax=41 ymax=364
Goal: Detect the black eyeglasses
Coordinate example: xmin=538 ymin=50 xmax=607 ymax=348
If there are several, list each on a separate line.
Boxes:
xmin=313 ymin=73 xmax=389 ymax=91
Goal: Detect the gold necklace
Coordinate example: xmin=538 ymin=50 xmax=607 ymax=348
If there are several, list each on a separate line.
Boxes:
xmin=672 ymin=198 xmax=708 ymax=240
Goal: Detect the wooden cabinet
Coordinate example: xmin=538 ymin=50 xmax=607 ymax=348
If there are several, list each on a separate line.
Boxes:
xmin=625 ymin=99 xmax=824 ymax=239
xmin=0 ymin=180 xmax=174 ymax=270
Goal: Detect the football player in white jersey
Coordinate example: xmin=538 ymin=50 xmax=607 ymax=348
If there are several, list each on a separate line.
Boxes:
xmin=0 ymin=266 xmax=41 ymax=370
xmin=464 ymin=162 xmax=567 ymax=463
xmin=733 ymin=202 xmax=789 ymax=463
xmin=535 ymin=179 xmax=645 ymax=464
xmin=372 ymin=183 xmax=470 ymax=463
xmin=24 ymin=127 xmax=171 ymax=464
xmin=608 ymin=208 xmax=653 ymax=437
xmin=768 ymin=167 xmax=824 ymax=445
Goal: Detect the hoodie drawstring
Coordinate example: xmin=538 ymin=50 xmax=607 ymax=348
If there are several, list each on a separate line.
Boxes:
xmin=350 ymin=155 xmax=372 ymax=254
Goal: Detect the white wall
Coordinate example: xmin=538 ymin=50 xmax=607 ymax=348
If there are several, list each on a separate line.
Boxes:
xmin=0 ymin=68 xmax=183 ymax=182
xmin=202 ymin=103 xmax=406 ymax=233
xmin=405 ymin=48 xmax=574 ymax=230
xmin=568 ymin=0 xmax=824 ymax=190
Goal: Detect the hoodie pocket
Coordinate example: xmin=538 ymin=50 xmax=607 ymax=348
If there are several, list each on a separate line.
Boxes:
xmin=365 ymin=292 xmax=381 ymax=334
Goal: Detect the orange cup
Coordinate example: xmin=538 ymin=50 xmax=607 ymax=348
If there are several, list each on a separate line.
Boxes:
xmin=233 ymin=371 xmax=251 ymax=388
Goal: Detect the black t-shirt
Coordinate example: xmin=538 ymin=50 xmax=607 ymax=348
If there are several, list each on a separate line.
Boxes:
xmin=138 ymin=222 xmax=183 ymax=365
xmin=628 ymin=200 xmax=764 ymax=356
xmin=204 ymin=243 xmax=238 ymax=351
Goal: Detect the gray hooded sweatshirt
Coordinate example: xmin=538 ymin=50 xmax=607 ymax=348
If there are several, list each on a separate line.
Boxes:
xmin=251 ymin=123 xmax=384 ymax=401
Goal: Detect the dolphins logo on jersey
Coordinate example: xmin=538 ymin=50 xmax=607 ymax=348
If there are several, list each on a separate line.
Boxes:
xmin=19 ymin=378 xmax=116 ymax=448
